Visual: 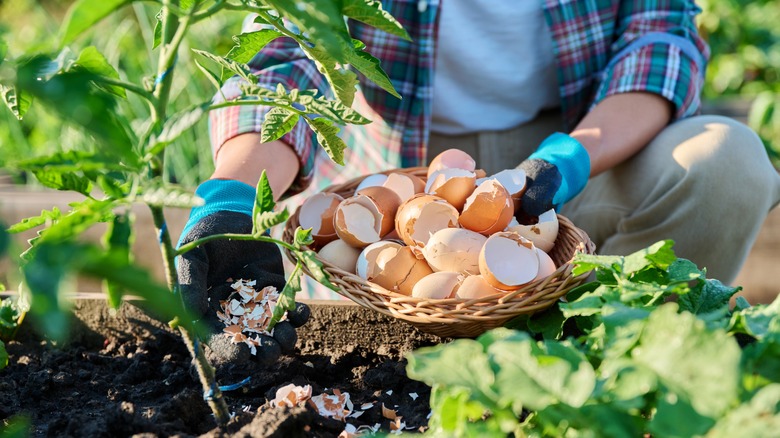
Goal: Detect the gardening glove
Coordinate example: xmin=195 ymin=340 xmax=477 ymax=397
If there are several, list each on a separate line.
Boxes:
xmin=516 ymin=133 xmax=591 ymax=218
xmin=176 ymin=179 xmax=310 ymax=366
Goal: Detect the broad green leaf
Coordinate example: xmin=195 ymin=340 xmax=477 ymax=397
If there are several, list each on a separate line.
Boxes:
xmin=139 ymin=181 xmax=204 ymax=208
xmin=262 ymin=0 xmax=351 ymax=63
xmin=102 ymin=212 xmax=133 ymax=309
xmin=504 ymin=305 xmax=566 ymax=340
xmin=572 ymin=253 xmax=623 ymax=276
xmin=0 ymin=85 xmax=33 ymax=120
xmin=341 ymin=0 xmax=410 ymax=40
xmin=596 ymin=358 xmax=658 ymax=410
xmin=305 ymin=44 xmax=358 ymax=106
xmin=728 ymin=295 xmax=780 ymax=341
xmin=623 ymin=240 xmax=675 ymax=274
xmin=261 ymin=107 xmax=299 ymax=143
xmin=0 ymin=340 xmax=6 ymax=370
xmin=632 ymin=304 xmax=740 ymax=418
xmin=36 ymin=198 xmax=115 ymax=247
xmin=7 ymin=208 xmax=62 ymax=234
xmin=678 ymin=278 xmax=740 ymax=316
xmin=345 ymin=39 xmax=400 ymax=99
xmin=252 ymin=170 xmax=275 ymax=233
xmin=298 ymin=250 xmax=339 ymax=291
xmin=146 ymin=103 xmax=209 ymax=156
xmin=649 ymin=387 xmax=716 ymax=438
xmin=268 ymin=264 xmax=301 ymax=330
xmin=741 ymin=341 xmax=780 ymax=393
xmin=226 ymin=30 xmax=283 ymax=64
xmin=60 ymin=0 xmax=131 ymax=45
xmin=306 ymin=117 xmax=346 ymax=165
xmin=667 ymin=258 xmax=704 ymax=282
xmin=560 ymin=288 xmax=607 ymax=318
xmin=707 ymin=384 xmax=780 ymax=438
xmin=31 ymin=170 xmax=93 ymax=196
xmin=192 ymin=49 xmax=256 ymax=84
xmin=253 ymin=210 xmax=290 ymax=235
xmin=303 ymin=96 xmax=371 ymax=125
xmin=73 ymin=46 xmax=125 ymax=97
xmin=532 ymin=402 xmax=643 ymax=437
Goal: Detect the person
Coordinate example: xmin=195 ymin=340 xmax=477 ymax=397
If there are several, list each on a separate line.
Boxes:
xmin=177 ymin=1 xmax=780 ymax=363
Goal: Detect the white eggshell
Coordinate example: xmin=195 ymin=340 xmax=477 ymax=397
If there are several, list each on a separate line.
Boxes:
xmin=533 ymin=248 xmax=557 ymax=282
xmin=506 ymin=209 xmax=559 ymax=252
xmin=355 ymin=173 xmax=389 ymax=194
xmin=356 ymin=241 xmax=403 ymax=280
xmin=317 ymin=239 xmax=362 ymax=274
xmin=412 ymin=272 xmax=461 ymax=299
xmin=479 ymin=232 xmax=540 ymax=290
xmin=422 ymin=228 xmax=487 ymax=274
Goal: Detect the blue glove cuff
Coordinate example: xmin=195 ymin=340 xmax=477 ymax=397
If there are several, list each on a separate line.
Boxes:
xmin=178 ymin=179 xmax=256 ymax=247
xmin=528 ymin=133 xmax=591 ymax=206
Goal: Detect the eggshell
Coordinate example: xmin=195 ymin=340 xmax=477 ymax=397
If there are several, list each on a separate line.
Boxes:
xmin=506 ymin=209 xmax=559 ymax=252
xmin=459 ymin=179 xmax=514 ymax=236
xmin=355 ymin=173 xmax=389 ymax=194
xmin=356 ymin=241 xmax=403 ymax=280
xmin=395 ymin=194 xmax=460 ymax=257
xmin=477 ymin=169 xmax=527 ymax=211
xmin=317 ymin=239 xmax=361 ymax=274
xmin=479 ymin=232 xmax=540 ymax=290
xmin=298 ymin=192 xmax=343 ymax=248
xmin=412 ymin=272 xmax=461 ymax=299
xmin=370 ymin=247 xmax=434 ymax=296
xmin=422 ymin=228 xmax=487 ymax=274
xmin=427 ymin=149 xmax=476 ymax=178
xmin=382 ymin=172 xmax=426 ymax=202
xmin=335 ymin=187 xmax=402 ymax=247
xmin=455 ymin=275 xmax=504 ymax=300
xmin=425 ymin=168 xmax=477 ymax=211
xmin=355 ymin=186 xmax=402 ymax=235
xmin=533 ymin=248 xmax=557 ymax=282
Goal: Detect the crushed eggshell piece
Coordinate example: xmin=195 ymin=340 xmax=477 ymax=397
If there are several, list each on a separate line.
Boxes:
xmin=309 ymin=389 xmax=354 ymax=421
xmin=271 ymin=383 xmax=313 ymax=408
xmin=217 ymin=279 xmax=282 ymax=355
xmin=409 ymin=392 xmax=419 ymax=400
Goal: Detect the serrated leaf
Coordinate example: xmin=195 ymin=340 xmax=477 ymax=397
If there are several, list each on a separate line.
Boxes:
xmin=71 ymin=46 xmax=125 ymax=98
xmin=194 ymin=59 xmax=224 ymax=93
xmin=341 ymin=0 xmax=410 ymax=40
xmin=253 ymin=209 xmax=289 ymax=235
xmin=293 ymin=227 xmax=314 ymax=248
xmin=7 ymin=208 xmax=63 ymax=234
xmin=261 ymin=107 xmax=299 ymax=143
xmin=268 ymin=264 xmax=302 ymax=330
xmin=303 ymin=96 xmax=370 ymax=125
xmin=667 ymin=258 xmax=704 ymax=282
xmin=192 ymin=49 xmax=256 ymax=84
xmin=102 ymin=212 xmax=133 ymax=309
xmin=15 ymin=150 xmax=127 ymax=174
xmin=623 ymin=240 xmax=675 ymax=274
xmin=253 ymin=170 xmax=275 ymax=217
xmin=31 ymin=169 xmax=93 ymax=196
xmin=1 ymin=85 xmax=33 ymax=120
xmin=345 ymin=39 xmax=400 ymax=99
xmin=305 ymin=117 xmax=346 ymax=165
xmin=146 ymin=103 xmax=209 ymax=156
xmin=299 ymin=250 xmax=339 ymax=291
xmin=36 ymin=198 xmax=115 ymax=247
xmin=305 ymin=44 xmax=358 ymax=106
xmin=60 ymin=0 xmax=130 ymax=45
xmin=226 ymin=29 xmax=283 ymax=64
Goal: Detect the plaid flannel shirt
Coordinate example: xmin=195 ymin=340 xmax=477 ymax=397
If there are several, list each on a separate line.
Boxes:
xmin=209 ymin=0 xmax=709 ymax=200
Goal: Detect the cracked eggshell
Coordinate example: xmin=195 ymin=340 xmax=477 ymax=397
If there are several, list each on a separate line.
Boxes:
xmin=412 ymin=272 xmax=461 ymax=299
xmin=317 ymin=239 xmax=361 ymax=274
xmin=370 ymin=247 xmax=434 ymax=296
xmin=356 ymin=240 xmax=403 ymax=280
xmin=299 ymin=192 xmax=344 ymax=248
xmin=395 ymin=194 xmax=460 ymax=257
xmin=478 ymin=169 xmax=527 ymax=211
xmin=534 ymin=247 xmax=557 ymax=282
xmin=334 ymin=187 xmax=402 ymax=248
xmin=506 ymin=209 xmax=559 ymax=252
xmin=459 ymin=179 xmax=514 ymax=236
xmin=479 ymin=232 xmax=540 ymax=290
xmin=422 ymin=228 xmax=487 ymax=274
xmin=455 ymin=275 xmax=504 ymax=300
xmin=381 ymin=172 xmax=425 ymax=202
xmin=355 ymin=173 xmax=388 ymax=194
xmin=427 ymin=149 xmax=476 ymax=178
xmin=425 ymin=168 xmax=477 ymax=211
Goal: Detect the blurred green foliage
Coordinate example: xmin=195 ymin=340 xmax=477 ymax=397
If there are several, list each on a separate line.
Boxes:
xmin=699 ymin=0 xmax=780 ymax=165
xmin=0 ymin=0 xmax=247 ymax=186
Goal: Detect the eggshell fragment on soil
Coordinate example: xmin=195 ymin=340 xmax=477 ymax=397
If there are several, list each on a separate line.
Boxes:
xmin=422 ymin=228 xmax=486 ymax=274
xmin=370 ymin=246 xmax=434 ymax=296
xmin=427 ymin=148 xmax=477 ymax=177
xmin=272 ymin=383 xmax=313 ymax=408
xmin=356 ymin=240 xmax=403 ymax=280
xmin=217 ymin=279 xmax=281 ymax=355
xmin=317 ymin=239 xmax=362 ymax=274
xmin=334 ymin=186 xmax=401 ymax=247
xmin=298 ymin=192 xmax=343 ymax=247
xmin=395 ymin=194 xmax=460 ymax=257
xmin=411 ymin=271 xmax=462 ymax=299
xmin=506 ymin=209 xmax=559 ymax=252
xmin=479 ymin=232 xmax=540 ymax=290
xmin=425 ymin=168 xmax=477 ymax=211
xmin=308 ymin=389 xmax=353 ymax=421
xmin=459 ymin=179 xmax=514 ymax=236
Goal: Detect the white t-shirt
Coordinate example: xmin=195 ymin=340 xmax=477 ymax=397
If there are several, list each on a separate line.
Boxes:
xmin=431 ymin=1 xmax=560 ymax=135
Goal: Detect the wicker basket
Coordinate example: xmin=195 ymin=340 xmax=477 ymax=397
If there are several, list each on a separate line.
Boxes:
xmin=282 ymin=167 xmax=596 ymax=338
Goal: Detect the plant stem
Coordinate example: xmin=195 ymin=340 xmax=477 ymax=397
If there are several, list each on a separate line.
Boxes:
xmin=92 ymin=76 xmax=157 ymax=103
xmin=175 ymin=232 xmax=297 ymax=257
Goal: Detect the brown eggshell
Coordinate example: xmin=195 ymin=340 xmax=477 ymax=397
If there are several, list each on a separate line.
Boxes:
xmin=455 ymin=275 xmax=504 ymax=300
xmin=299 ymin=192 xmax=343 ymax=247
xmin=533 ymin=248 xmax=558 ymax=282
xmin=355 ymin=186 xmax=402 ymax=236
xmin=459 ymin=179 xmax=514 ymax=236
xmin=395 ymin=194 xmax=460 ymax=257
xmin=382 ymin=172 xmax=426 ymax=202
xmin=317 ymin=239 xmax=362 ymax=274
xmin=334 ymin=197 xmax=383 ymax=248
xmin=427 ymin=148 xmax=477 ymax=178
xmin=356 ymin=241 xmax=403 ymax=280
xmin=354 ymin=173 xmax=389 ymax=194
xmin=422 ymin=228 xmax=487 ymax=274
xmin=425 ymin=169 xmax=477 ymax=211
xmin=370 ymin=247 xmax=434 ymax=296
xmin=479 ymin=232 xmax=540 ymax=291
xmin=412 ymin=272 xmax=461 ymax=299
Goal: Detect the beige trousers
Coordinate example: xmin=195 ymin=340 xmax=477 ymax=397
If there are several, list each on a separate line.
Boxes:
xmin=429 ymin=113 xmax=780 ymax=284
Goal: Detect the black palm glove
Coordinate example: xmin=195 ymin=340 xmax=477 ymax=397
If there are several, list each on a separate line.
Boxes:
xmin=516 ymin=133 xmax=591 ymax=218
xmin=176 ymin=180 xmax=310 ymax=366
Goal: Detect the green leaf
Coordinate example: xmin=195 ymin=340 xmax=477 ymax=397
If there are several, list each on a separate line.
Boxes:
xmin=15 ymin=151 xmax=127 ymax=174
xmin=192 ymin=49 xmax=256 ymax=84
xmin=302 ymin=96 xmax=371 ymax=125
xmin=226 ymin=30 xmax=283 ymax=64
xmin=0 ymin=415 xmax=31 ymax=438
xmin=305 ymin=117 xmax=346 ymax=165
xmin=22 ymin=243 xmax=78 ymax=341
xmin=707 ymin=384 xmax=780 ymax=438
xmin=31 ymin=169 xmax=93 ymax=196
xmin=341 ymin=0 xmax=411 ymax=40
xmin=261 ymin=107 xmax=299 ymax=143
xmin=749 ymin=91 xmax=775 ymax=132
xmin=252 ymin=171 xmax=275 ymax=231
xmin=345 ymin=39 xmax=400 ymax=99
xmin=7 ymin=208 xmax=62 ymax=234
xmin=194 ymin=59 xmax=224 ymax=95
xmin=60 ymin=0 xmax=130 ymax=45
xmin=30 ymin=199 xmax=115 ymax=252
xmin=268 ymin=264 xmax=301 ymax=330
xmin=678 ymin=278 xmax=740 ymax=316
xmin=623 ymin=240 xmax=676 ymax=274
xmin=298 ymin=250 xmax=339 ymax=291
xmin=146 ymin=103 xmax=209 ymax=156
xmin=649 ymin=387 xmax=716 ymax=438
xmin=729 ymin=296 xmax=780 ymax=341
xmin=740 ymin=341 xmax=780 ymax=393
xmin=0 ymin=85 xmax=33 ymax=120
xmin=293 ymin=227 xmax=314 ymax=248
xmin=572 ymin=253 xmax=623 ymax=276
xmin=304 ymin=44 xmax=358 ymax=106
xmin=152 ymin=10 xmax=162 ymax=49
xmin=101 ymin=212 xmax=133 ymax=309
xmin=254 ymin=210 xmax=290 ymax=235
xmin=73 ymin=46 xmax=125 ymax=98
xmin=667 ymin=258 xmax=704 ymax=282
xmin=0 ymin=340 xmax=7 ymax=370
xmin=139 ymin=181 xmax=205 ymax=209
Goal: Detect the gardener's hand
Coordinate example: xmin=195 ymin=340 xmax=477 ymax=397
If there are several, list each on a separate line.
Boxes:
xmin=176 ymin=179 xmax=310 ymax=366
xmin=516 ymin=133 xmax=591 ymax=218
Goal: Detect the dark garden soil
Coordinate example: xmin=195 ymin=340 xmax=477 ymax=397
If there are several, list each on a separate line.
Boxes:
xmin=0 ymin=298 xmax=444 ymax=437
